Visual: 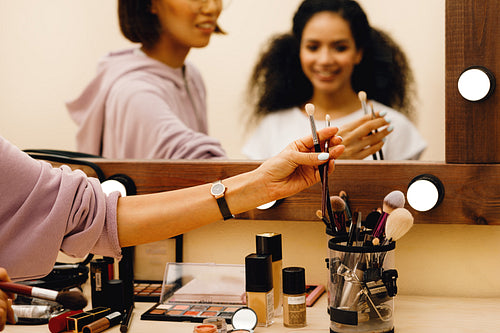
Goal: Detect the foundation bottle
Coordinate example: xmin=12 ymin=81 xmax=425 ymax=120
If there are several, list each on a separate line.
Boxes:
xmin=245 ymin=253 xmax=274 ymax=327
xmin=282 ymin=267 xmax=306 ymax=328
xmin=256 ymin=232 xmax=282 ymax=316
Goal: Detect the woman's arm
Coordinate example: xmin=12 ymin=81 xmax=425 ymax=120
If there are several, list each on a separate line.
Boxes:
xmin=116 ymin=127 xmax=344 ymax=246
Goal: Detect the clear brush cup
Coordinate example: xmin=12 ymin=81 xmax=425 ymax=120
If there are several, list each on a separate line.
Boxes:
xmin=328 ymin=235 xmax=397 ymax=333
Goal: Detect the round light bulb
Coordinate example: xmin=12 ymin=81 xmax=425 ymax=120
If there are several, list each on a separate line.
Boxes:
xmin=457 ymin=67 xmax=495 ymax=102
xmin=406 ymin=174 xmax=444 ymax=212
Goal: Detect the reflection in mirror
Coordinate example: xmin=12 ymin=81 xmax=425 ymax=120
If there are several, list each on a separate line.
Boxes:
xmin=0 ymin=0 xmax=444 ymax=161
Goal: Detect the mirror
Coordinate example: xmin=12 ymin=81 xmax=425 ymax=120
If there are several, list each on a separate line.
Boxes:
xmin=0 ymin=0 xmax=444 ymax=161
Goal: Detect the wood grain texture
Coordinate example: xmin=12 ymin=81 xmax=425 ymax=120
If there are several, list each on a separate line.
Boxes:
xmin=446 ymin=0 xmax=500 ymax=163
xmin=90 ymin=159 xmax=500 ymax=225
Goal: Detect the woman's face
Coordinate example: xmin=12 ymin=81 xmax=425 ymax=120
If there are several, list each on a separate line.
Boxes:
xmin=299 ymin=11 xmax=363 ymax=96
xmin=151 ymin=0 xmax=222 ymax=49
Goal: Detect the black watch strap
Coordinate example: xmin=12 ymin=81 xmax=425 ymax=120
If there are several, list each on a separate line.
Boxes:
xmin=216 ymin=196 xmax=234 ymax=220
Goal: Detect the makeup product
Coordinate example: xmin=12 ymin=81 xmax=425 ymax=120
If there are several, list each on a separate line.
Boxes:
xmin=305 ymin=284 xmax=325 ymax=307
xmin=120 ymin=304 xmax=134 ymax=333
xmin=67 ymin=307 xmax=111 ymax=333
xmin=106 ymin=279 xmax=125 ymax=313
xmin=193 ymin=323 xmax=218 ymax=333
xmin=141 ymin=263 xmax=247 ymax=324
xmin=203 ymin=316 xmax=227 ymax=333
xmin=282 ymin=267 xmax=306 ymax=328
xmin=0 ymin=282 xmax=87 ymax=310
xmin=90 ymin=257 xmax=114 ymax=308
xmin=255 ymin=232 xmax=282 ymax=315
xmin=133 ymin=280 xmax=163 ymax=301
xmin=228 ymin=307 xmax=258 ymax=333
xmin=372 ymin=190 xmax=406 ymax=239
xmin=48 ymin=309 xmax=83 ymax=333
xmin=305 ymin=103 xmax=321 ymax=152
xmin=82 ymin=311 xmax=122 ymax=333
xmin=245 ymin=254 xmax=274 ymax=327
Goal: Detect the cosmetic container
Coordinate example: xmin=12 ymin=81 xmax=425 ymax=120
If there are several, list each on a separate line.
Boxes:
xmin=328 ymin=235 xmax=397 ymax=333
xmin=282 ymin=267 xmax=306 ymax=328
xmin=193 ymin=323 xmax=218 ymax=333
xmin=245 ymin=254 xmax=274 ymax=327
xmin=90 ymin=257 xmax=114 ymax=308
xmin=228 ymin=307 xmax=257 ymax=332
xmin=203 ymin=316 xmax=227 ymax=333
xmin=256 ymin=233 xmax=282 ymax=316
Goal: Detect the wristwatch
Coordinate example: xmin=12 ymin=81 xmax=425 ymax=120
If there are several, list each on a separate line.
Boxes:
xmin=210 ymin=180 xmax=234 ymax=220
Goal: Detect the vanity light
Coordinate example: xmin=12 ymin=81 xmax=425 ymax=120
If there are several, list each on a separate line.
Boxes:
xmin=406 ymin=174 xmax=444 ymax=212
xmin=457 ymin=66 xmax=496 ymax=102
xmin=101 ymin=173 xmax=136 ymax=197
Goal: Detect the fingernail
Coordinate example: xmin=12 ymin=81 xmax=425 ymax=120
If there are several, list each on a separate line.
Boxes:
xmin=385 ymin=117 xmax=392 ymax=123
xmin=387 ymin=125 xmax=394 ymax=132
xmin=382 ymin=137 xmax=387 ymax=143
xmin=14 ymin=314 xmax=18 ymax=323
xmin=337 ymin=135 xmax=343 ymax=142
xmin=379 ymin=110 xmax=387 ymax=117
xmin=318 ymin=152 xmax=330 ymax=161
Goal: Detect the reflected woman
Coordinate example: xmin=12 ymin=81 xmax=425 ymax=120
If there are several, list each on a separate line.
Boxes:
xmin=67 ymin=0 xmax=228 ymax=159
xmin=243 ymin=0 xmax=427 ymax=160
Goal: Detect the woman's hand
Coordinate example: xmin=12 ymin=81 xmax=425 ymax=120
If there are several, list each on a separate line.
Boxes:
xmin=337 ymin=112 xmax=392 ymax=160
xmin=0 ymin=268 xmax=16 ymax=331
xmin=255 ymin=126 xmax=344 ymax=201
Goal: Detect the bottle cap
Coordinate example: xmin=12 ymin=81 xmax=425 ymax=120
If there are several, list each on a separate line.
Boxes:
xmin=245 ymin=254 xmax=273 ymax=292
xmin=282 ymin=267 xmax=305 ymax=295
xmin=256 ymin=233 xmax=282 ymax=262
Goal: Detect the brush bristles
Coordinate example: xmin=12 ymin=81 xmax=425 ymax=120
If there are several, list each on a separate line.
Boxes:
xmin=330 ymin=196 xmax=346 ymax=212
xmin=385 ymin=208 xmax=414 ymax=241
xmin=55 ymin=290 xmax=88 ymax=310
xmin=383 ymin=190 xmax=405 ymax=213
xmin=358 ymin=91 xmax=367 ymax=102
xmin=305 ymin=103 xmax=315 ymax=116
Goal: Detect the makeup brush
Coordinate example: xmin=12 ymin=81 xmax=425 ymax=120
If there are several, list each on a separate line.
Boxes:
xmin=330 ymin=195 xmax=347 ymax=234
xmin=372 ymin=190 xmax=405 ymax=239
xmin=0 ymin=282 xmax=87 ymax=310
xmin=384 ymin=208 xmax=414 ymax=243
xmin=305 ymin=103 xmax=321 ymax=153
xmin=369 ymin=102 xmax=384 ymax=160
xmin=358 ymin=91 xmax=379 ymax=160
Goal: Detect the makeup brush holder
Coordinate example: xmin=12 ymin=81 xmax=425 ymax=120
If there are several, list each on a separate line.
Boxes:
xmin=327 ymin=236 xmax=397 ymax=333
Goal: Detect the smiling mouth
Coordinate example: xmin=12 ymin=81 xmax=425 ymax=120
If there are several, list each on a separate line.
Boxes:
xmin=314 ymin=69 xmax=340 ymax=80
xmin=196 ymin=22 xmax=216 ymax=30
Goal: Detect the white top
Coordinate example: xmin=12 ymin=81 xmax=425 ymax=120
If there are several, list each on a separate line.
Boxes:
xmin=242 ymin=101 xmax=427 ymax=160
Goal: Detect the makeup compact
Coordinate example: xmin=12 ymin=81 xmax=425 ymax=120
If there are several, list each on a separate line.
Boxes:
xmin=141 ymin=263 xmax=246 ymax=323
xmin=227 ymin=307 xmax=258 ymax=333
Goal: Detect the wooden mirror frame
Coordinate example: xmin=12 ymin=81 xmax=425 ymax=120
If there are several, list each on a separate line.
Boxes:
xmin=91 ymin=0 xmax=499 ymax=225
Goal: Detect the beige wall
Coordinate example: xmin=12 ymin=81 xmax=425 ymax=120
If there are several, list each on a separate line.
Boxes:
xmin=6 ymin=1 xmax=498 ymax=298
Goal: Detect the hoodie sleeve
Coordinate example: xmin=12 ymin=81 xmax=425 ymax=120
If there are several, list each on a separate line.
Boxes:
xmin=102 ymin=67 xmax=227 ymax=160
xmin=0 ymin=137 xmax=121 ymax=280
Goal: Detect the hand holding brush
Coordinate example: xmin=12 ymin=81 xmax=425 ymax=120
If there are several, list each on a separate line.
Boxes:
xmin=0 ymin=282 xmax=87 ymax=310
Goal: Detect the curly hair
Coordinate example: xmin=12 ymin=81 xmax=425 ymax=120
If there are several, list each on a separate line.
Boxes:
xmin=247 ymin=0 xmax=415 ymax=121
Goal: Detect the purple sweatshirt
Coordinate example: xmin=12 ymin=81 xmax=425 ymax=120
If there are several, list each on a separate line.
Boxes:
xmin=0 ymin=136 xmax=121 ymax=281
xmin=67 ymin=48 xmax=227 ymax=159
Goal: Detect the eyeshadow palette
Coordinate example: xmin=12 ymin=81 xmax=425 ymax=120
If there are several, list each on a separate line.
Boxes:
xmin=141 ymin=263 xmax=247 ymax=323
xmin=134 ymin=280 xmax=163 ymax=302
xmin=141 ymin=303 xmax=245 ymax=323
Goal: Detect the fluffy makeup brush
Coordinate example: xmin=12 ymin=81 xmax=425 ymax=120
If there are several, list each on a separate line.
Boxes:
xmin=372 ymin=190 xmax=406 ymax=238
xmin=330 ymin=195 xmax=347 ymax=234
xmin=0 ymin=282 xmax=87 ymax=310
xmin=384 ymin=207 xmax=414 ymax=243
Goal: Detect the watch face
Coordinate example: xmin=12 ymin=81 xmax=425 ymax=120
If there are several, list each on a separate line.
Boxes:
xmin=211 ymin=182 xmax=225 ymax=196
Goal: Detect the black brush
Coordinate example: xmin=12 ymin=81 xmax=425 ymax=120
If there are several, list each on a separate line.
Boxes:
xmin=0 ymin=282 xmax=87 ymax=310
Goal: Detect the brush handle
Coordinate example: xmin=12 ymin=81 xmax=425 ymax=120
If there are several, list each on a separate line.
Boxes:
xmin=0 ymin=282 xmax=58 ymax=300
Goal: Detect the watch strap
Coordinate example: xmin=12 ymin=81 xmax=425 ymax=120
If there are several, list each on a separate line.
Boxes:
xmin=216 ymin=196 xmax=234 ymax=220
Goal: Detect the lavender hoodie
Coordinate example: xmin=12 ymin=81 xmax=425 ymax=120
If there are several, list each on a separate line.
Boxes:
xmin=0 ymin=136 xmax=121 ymax=280
xmin=67 ymin=48 xmax=227 ymax=159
